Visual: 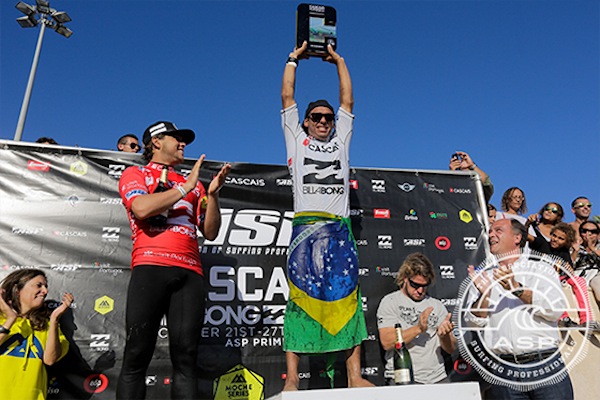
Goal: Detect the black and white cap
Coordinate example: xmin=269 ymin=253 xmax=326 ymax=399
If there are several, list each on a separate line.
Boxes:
xmin=142 ymin=121 xmax=195 ymax=145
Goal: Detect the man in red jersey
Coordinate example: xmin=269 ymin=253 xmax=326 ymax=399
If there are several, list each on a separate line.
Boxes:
xmin=117 ymin=121 xmax=230 ymax=399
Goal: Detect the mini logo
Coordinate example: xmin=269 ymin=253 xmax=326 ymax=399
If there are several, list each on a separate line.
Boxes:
xmin=435 ymin=236 xmax=451 ymax=250
xmin=423 ymin=182 xmax=444 ymax=194
xmin=349 ymin=179 xmax=358 ymax=189
xmin=102 ymin=227 xmax=120 ymax=242
xmin=94 ymin=295 xmax=114 ymax=315
xmin=398 ymin=182 xmax=415 ymax=192
xmin=27 ymin=160 xmax=50 ymax=171
xmin=70 ymin=161 xmax=88 ymax=176
xmin=464 ymin=237 xmax=478 ymax=250
xmin=64 ymin=194 xmax=85 ymax=206
xmin=459 ymin=210 xmax=473 ymax=223
xmin=378 ymin=235 xmax=393 ymax=249
xmin=450 ymin=187 xmax=472 ymax=194
xmin=108 ymin=164 xmax=125 ymax=179
xmin=440 ymin=265 xmax=455 ymax=279
xmin=372 ymin=179 xmax=386 ymax=193
xmin=374 ymin=208 xmax=390 ymax=219
xmin=404 ymin=238 xmax=425 ymax=247
xmin=404 ymin=209 xmax=418 ymax=221
xmin=145 ymin=376 xmax=157 ymax=386
xmin=455 ymin=251 xmax=589 ymax=392
xmin=430 ymin=212 xmax=448 ymax=219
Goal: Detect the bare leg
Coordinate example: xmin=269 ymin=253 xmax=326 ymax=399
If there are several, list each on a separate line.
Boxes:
xmin=345 ymin=345 xmax=374 ymax=388
xmin=283 ymin=351 xmax=300 ymax=391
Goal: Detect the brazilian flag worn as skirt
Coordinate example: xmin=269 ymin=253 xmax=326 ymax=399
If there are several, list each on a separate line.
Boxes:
xmin=283 ymin=212 xmax=368 ymax=353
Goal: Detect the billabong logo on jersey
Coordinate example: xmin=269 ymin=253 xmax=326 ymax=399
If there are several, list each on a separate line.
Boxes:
xmin=302 ymin=158 xmax=343 ymax=185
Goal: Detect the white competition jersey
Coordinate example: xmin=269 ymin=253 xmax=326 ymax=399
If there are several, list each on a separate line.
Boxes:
xmin=281 ymin=104 xmax=354 ymax=218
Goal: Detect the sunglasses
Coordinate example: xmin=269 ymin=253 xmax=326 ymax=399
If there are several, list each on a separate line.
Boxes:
xmin=308 ymin=113 xmax=335 ymax=123
xmin=581 ymin=228 xmax=599 ymax=235
xmin=408 ymin=278 xmax=429 ymax=290
xmin=544 ymin=206 xmax=559 ymax=214
xmin=574 ymin=203 xmax=592 ymax=209
xmin=129 ymin=142 xmax=140 ymax=150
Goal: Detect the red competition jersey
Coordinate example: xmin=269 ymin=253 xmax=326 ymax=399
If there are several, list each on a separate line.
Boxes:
xmin=119 ymin=162 xmax=208 ymax=275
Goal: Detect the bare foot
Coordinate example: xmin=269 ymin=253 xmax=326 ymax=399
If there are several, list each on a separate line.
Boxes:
xmin=283 ymin=377 xmax=299 ymax=391
xmin=348 ymin=376 xmax=375 ymax=388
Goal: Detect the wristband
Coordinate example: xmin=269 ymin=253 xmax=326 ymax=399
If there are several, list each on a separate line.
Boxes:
xmin=0 ymin=325 xmax=10 ymax=334
xmin=513 ymin=282 xmax=524 ymax=298
xmin=175 ymin=185 xmax=187 ymax=198
xmin=286 ymin=57 xmax=298 ymax=67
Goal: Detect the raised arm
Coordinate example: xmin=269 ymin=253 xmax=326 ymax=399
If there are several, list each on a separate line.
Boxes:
xmin=324 ymin=45 xmax=353 ymax=113
xmin=281 ymin=42 xmax=308 ymax=109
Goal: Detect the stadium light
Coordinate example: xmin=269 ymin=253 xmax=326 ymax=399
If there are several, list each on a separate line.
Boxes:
xmin=13 ymin=1 xmax=73 ymax=141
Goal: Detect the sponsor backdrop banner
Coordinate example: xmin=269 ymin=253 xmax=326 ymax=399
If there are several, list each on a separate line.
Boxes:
xmin=0 ymin=141 xmax=488 ymax=399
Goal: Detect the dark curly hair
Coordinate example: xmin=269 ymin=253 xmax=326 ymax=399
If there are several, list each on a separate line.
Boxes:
xmin=395 ymin=252 xmax=436 ymax=288
xmin=1 ymin=269 xmax=51 ymax=331
xmin=501 ymin=187 xmax=527 ymax=214
xmin=538 ymin=202 xmax=564 ymax=223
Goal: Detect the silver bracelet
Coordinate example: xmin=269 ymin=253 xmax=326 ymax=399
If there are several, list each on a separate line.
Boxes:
xmin=175 ymin=185 xmax=187 ymax=198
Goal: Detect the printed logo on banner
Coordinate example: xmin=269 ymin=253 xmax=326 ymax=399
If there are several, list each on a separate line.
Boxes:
xmin=374 ymin=208 xmax=390 ymax=219
xmin=145 ymin=376 xmax=157 ymax=386
xmin=83 ymin=374 xmax=109 ymax=394
xmin=164 ymin=377 xmax=172 ymax=385
xmin=262 ymin=305 xmax=285 ymax=325
xmin=53 ymin=230 xmax=87 ymax=238
xmin=180 ymin=168 xmax=191 ymax=179
xmin=459 ymin=209 xmax=473 ymax=223
xmin=435 ymin=236 xmax=451 ymax=250
xmin=398 ymin=182 xmax=415 ymax=192
xmin=108 ymin=164 xmax=125 ymax=179
xmin=423 ymin=182 xmax=444 ymax=194
xmin=404 ymin=238 xmax=425 ymax=247
xmin=27 ymin=160 xmax=50 ymax=171
xmin=429 ymin=211 xmax=448 ymax=219
xmin=64 ymin=194 xmax=85 ymax=206
xmin=226 ymin=177 xmax=266 ymax=187
xmin=362 ymin=296 xmax=368 ymax=312
xmin=276 ymin=178 xmax=292 ymax=186
xmin=440 ymin=265 xmax=455 ymax=279
xmin=356 ymin=239 xmax=368 ymax=246
xmin=404 ymin=209 xmax=418 ymax=221
xmin=361 ymin=367 xmax=379 ymax=376
xmin=376 ymin=266 xmax=398 ymax=278
xmin=359 ymin=268 xmax=369 ymax=276
xmin=464 ymin=237 xmax=478 ymax=250
xmin=70 ymin=161 xmax=88 ymax=176
xmin=100 ymin=197 xmax=122 ymax=205
xmin=449 ymin=187 xmax=472 ymax=194
xmin=378 ymin=235 xmax=393 ymax=249
xmin=349 ymin=179 xmax=358 ymax=189
xmin=350 ymin=209 xmax=364 ymax=217
xmin=94 ymin=295 xmax=114 ymax=315
xmin=50 ymin=264 xmax=81 ymax=272
xmin=12 ymin=227 xmax=43 ymax=235
xmin=102 ymin=227 xmax=120 ymax=242
xmin=371 ymin=179 xmax=386 ymax=193
xmin=90 ymin=334 xmax=110 ymax=351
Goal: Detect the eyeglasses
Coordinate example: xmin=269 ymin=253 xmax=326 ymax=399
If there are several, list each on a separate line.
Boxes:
xmin=129 ymin=142 xmax=140 ymax=150
xmin=581 ymin=228 xmax=599 ymax=235
xmin=544 ymin=206 xmax=559 ymax=214
xmin=574 ymin=203 xmax=592 ymax=209
xmin=408 ymin=278 xmax=429 ymax=290
xmin=510 ymin=196 xmax=524 ymax=201
xmin=308 ymin=113 xmax=335 ymax=123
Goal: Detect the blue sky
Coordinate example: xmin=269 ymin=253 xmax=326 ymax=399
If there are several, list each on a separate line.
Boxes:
xmin=1 ymin=0 xmax=598 ymax=219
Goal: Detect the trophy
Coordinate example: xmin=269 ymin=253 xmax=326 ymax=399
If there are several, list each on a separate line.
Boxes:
xmin=296 ymin=3 xmax=337 ymax=57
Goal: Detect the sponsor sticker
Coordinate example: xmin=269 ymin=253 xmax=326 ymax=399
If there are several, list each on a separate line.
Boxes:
xmin=435 ymin=236 xmax=451 ymax=250
xmin=374 ymin=208 xmax=390 ymax=219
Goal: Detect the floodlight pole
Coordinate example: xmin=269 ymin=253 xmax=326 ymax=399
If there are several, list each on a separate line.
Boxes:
xmin=14 ymin=20 xmax=47 ymax=142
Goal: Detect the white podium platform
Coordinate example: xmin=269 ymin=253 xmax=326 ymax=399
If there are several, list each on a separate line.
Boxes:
xmin=266 ymin=382 xmax=481 ymax=400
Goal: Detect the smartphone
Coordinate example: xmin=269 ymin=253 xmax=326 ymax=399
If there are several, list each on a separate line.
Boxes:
xmin=296 ymin=3 xmax=337 ymax=57
xmin=451 ymin=153 xmax=461 ymax=161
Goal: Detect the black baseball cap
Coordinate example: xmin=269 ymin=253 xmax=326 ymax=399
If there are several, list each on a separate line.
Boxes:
xmin=142 ymin=121 xmax=195 ymax=145
xmin=304 ymin=100 xmax=334 ymax=119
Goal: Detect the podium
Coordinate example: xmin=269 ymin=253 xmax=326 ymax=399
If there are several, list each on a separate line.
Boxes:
xmin=267 ymin=382 xmax=482 ymax=400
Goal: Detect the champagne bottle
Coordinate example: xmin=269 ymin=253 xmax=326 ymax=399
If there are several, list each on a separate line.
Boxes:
xmin=147 ymin=165 xmax=170 ymax=227
xmin=393 ymin=323 xmax=414 ymax=385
